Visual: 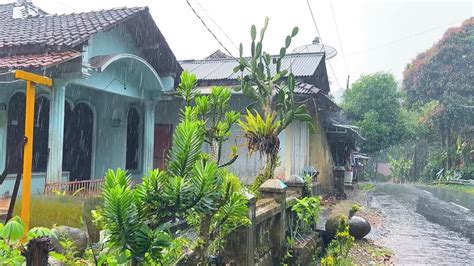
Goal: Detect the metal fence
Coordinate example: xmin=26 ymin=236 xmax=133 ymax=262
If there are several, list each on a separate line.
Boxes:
xmin=44 ymin=179 xmax=105 ymax=198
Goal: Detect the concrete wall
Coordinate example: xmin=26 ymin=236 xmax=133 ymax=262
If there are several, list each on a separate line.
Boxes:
xmin=309 ymin=111 xmax=335 ymax=193
xmin=85 ymin=25 xmax=144 ymax=60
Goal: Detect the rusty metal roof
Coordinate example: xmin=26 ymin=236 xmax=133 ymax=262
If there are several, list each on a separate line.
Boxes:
xmin=0 ymin=50 xmax=81 ymax=70
xmin=179 ymin=52 xmax=324 ymax=81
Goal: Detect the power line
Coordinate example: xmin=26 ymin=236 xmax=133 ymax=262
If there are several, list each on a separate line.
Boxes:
xmin=306 ymin=0 xmax=343 ymax=90
xmin=345 ymin=18 xmax=466 ymax=57
xmin=186 ymin=0 xmax=238 ymax=60
xmin=194 ymin=0 xmax=239 ymax=52
xmin=329 ymin=0 xmax=349 ymax=76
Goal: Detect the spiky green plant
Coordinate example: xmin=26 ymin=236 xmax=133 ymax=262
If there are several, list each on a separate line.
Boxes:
xmin=101 ymin=71 xmax=249 ymax=264
xmin=234 ymin=18 xmax=315 ymax=190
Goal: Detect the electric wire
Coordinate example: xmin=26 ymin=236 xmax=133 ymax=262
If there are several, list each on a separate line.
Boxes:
xmin=306 ymin=0 xmax=343 ymax=90
xmin=186 ymin=0 xmax=239 ymax=61
xmin=329 ymin=0 xmax=349 ymax=76
xmin=194 ymin=0 xmax=239 ymax=51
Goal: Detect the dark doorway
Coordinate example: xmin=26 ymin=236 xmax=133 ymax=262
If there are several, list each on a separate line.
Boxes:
xmin=153 ymin=124 xmax=173 ymax=170
xmin=6 ymin=93 xmax=26 ymax=174
xmin=6 ymin=93 xmax=49 ymax=174
xmin=63 ymin=103 xmax=93 ymax=181
xmin=126 ymin=107 xmax=141 ymax=171
xmin=33 ymin=96 xmax=50 ymax=172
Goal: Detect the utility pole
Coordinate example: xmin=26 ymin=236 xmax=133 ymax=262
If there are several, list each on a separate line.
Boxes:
xmin=14 ymin=70 xmax=52 ymax=235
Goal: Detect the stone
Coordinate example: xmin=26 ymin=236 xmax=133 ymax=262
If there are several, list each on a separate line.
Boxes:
xmin=325 ymin=215 xmax=343 ymax=239
xmin=349 ymin=216 xmax=371 ymax=240
xmin=51 ymin=226 xmax=88 ymax=256
xmin=325 ymin=215 xmax=371 ymax=240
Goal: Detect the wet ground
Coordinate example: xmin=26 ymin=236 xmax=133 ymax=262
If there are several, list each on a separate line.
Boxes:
xmin=368 ymin=184 xmax=474 ymax=265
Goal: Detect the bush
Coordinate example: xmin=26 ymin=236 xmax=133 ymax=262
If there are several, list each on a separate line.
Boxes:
xmin=460 ymin=166 xmax=474 ymax=180
xmin=357 ymin=183 xmax=375 ymax=191
xmin=321 ymin=215 xmax=354 ymax=266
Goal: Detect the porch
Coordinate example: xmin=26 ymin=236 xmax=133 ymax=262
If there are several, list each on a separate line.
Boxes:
xmin=0 ymin=53 xmax=173 ymax=196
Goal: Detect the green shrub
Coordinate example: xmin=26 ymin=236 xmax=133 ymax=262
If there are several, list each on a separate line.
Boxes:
xmin=357 ymin=183 xmax=375 ymax=191
xmin=321 ymin=215 xmax=354 ymax=266
xmin=460 ymin=166 xmax=474 ymax=180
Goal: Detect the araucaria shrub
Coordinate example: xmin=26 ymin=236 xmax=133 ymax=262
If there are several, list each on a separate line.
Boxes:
xmin=99 ymin=71 xmax=250 ymax=265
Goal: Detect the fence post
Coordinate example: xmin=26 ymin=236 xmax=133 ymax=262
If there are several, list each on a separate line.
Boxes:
xmin=259 ymin=179 xmax=288 ymax=264
xmin=25 ymin=237 xmax=51 ymax=266
xmin=218 ymin=191 xmax=256 ymax=265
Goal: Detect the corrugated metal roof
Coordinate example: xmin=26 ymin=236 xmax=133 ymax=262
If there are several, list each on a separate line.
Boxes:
xmin=295 ymin=82 xmax=321 ymax=94
xmin=180 ymin=52 xmax=324 ymax=81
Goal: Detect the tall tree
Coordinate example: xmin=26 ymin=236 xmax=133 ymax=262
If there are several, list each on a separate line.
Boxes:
xmin=402 ymin=17 xmax=474 ymax=169
xmin=342 ymin=72 xmax=406 ymax=155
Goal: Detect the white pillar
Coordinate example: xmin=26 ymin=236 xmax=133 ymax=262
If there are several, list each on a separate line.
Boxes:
xmin=142 ymin=101 xmax=156 ymax=172
xmin=47 ymin=82 xmax=66 ymax=183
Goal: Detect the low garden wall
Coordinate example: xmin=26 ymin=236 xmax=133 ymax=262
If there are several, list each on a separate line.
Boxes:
xmin=219 ymin=178 xmax=323 ymax=265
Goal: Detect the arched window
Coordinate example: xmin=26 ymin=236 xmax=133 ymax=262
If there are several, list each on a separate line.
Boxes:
xmin=6 ymin=92 xmax=26 ymax=173
xmin=6 ymin=93 xmax=49 ymax=173
xmin=32 ymin=96 xmax=50 ymax=172
xmin=126 ymin=107 xmax=141 ymax=171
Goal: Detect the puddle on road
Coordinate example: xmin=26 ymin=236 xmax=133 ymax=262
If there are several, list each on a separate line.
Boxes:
xmin=368 ymin=185 xmax=474 ymax=265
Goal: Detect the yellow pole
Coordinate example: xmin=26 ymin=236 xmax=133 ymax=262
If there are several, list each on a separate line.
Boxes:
xmin=20 ymin=81 xmax=36 ymax=234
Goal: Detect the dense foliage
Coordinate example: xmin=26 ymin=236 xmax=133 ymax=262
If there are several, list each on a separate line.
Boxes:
xmin=342 ymin=72 xmax=408 ymax=154
xmin=396 ymin=17 xmax=474 ymax=181
xmin=99 ymin=72 xmax=250 ymax=265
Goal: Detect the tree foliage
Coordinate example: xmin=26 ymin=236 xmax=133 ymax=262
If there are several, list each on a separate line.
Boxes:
xmin=342 ymin=72 xmax=407 ymax=154
xmin=400 ymin=17 xmax=474 ymax=179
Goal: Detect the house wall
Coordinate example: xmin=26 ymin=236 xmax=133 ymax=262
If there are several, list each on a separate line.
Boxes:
xmin=0 ymin=84 xmax=66 ymax=195
xmin=309 ymin=111 xmax=335 ymax=193
xmin=153 ymin=95 xmax=317 ymax=185
xmin=65 ymin=84 xmax=144 ymax=179
xmin=85 ymin=25 xmax=144 ymax=60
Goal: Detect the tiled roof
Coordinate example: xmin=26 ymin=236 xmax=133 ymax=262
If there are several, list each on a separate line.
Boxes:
xmin=0 ymin=4 xmax=146 ymax=48
xmin=179 ymin=53 xmax=324 ymax=81
xmin=0 ymin=50 xmax=81 ymax=70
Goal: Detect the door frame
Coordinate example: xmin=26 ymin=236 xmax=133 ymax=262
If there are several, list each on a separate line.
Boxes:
xmin=67 ymin=99 xmax=96 ymax=180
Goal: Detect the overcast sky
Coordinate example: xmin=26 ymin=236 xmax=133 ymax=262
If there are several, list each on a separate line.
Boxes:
xmin=2 ymin=0 xmax=473 ymax=101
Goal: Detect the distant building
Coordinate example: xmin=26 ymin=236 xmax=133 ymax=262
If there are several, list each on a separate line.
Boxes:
xmin=176 ymin=49 xmax=361 ymax=191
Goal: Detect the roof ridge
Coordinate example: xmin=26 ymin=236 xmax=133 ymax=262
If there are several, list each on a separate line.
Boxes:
xmin=179 ymin=51 xmax=325 ymax=63
xmin=43 ymin=6 xmax=147 ymax=18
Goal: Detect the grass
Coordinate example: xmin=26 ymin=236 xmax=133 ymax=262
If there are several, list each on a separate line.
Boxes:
xmin=357 ymin=183 xmax=376 ymax=191
xmin=435 ymin=184 xmax=474 ymax=196
xmin=12 ymin=195 xmax=102 ymax=242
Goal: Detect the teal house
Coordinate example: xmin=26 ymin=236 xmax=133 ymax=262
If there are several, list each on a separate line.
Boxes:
xmin=0 ymin=1 xmax=181 ymax=195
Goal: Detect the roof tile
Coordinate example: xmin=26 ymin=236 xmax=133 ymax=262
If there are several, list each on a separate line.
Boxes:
xmin=0 ymin=50 xmax=81 ymax=70
xmin=0 ymin=4 xmax=146 ymax=49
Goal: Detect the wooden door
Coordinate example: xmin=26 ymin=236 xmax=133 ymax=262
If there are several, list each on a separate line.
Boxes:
xmin=153 ymin=124 xmax=173 ymax=170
